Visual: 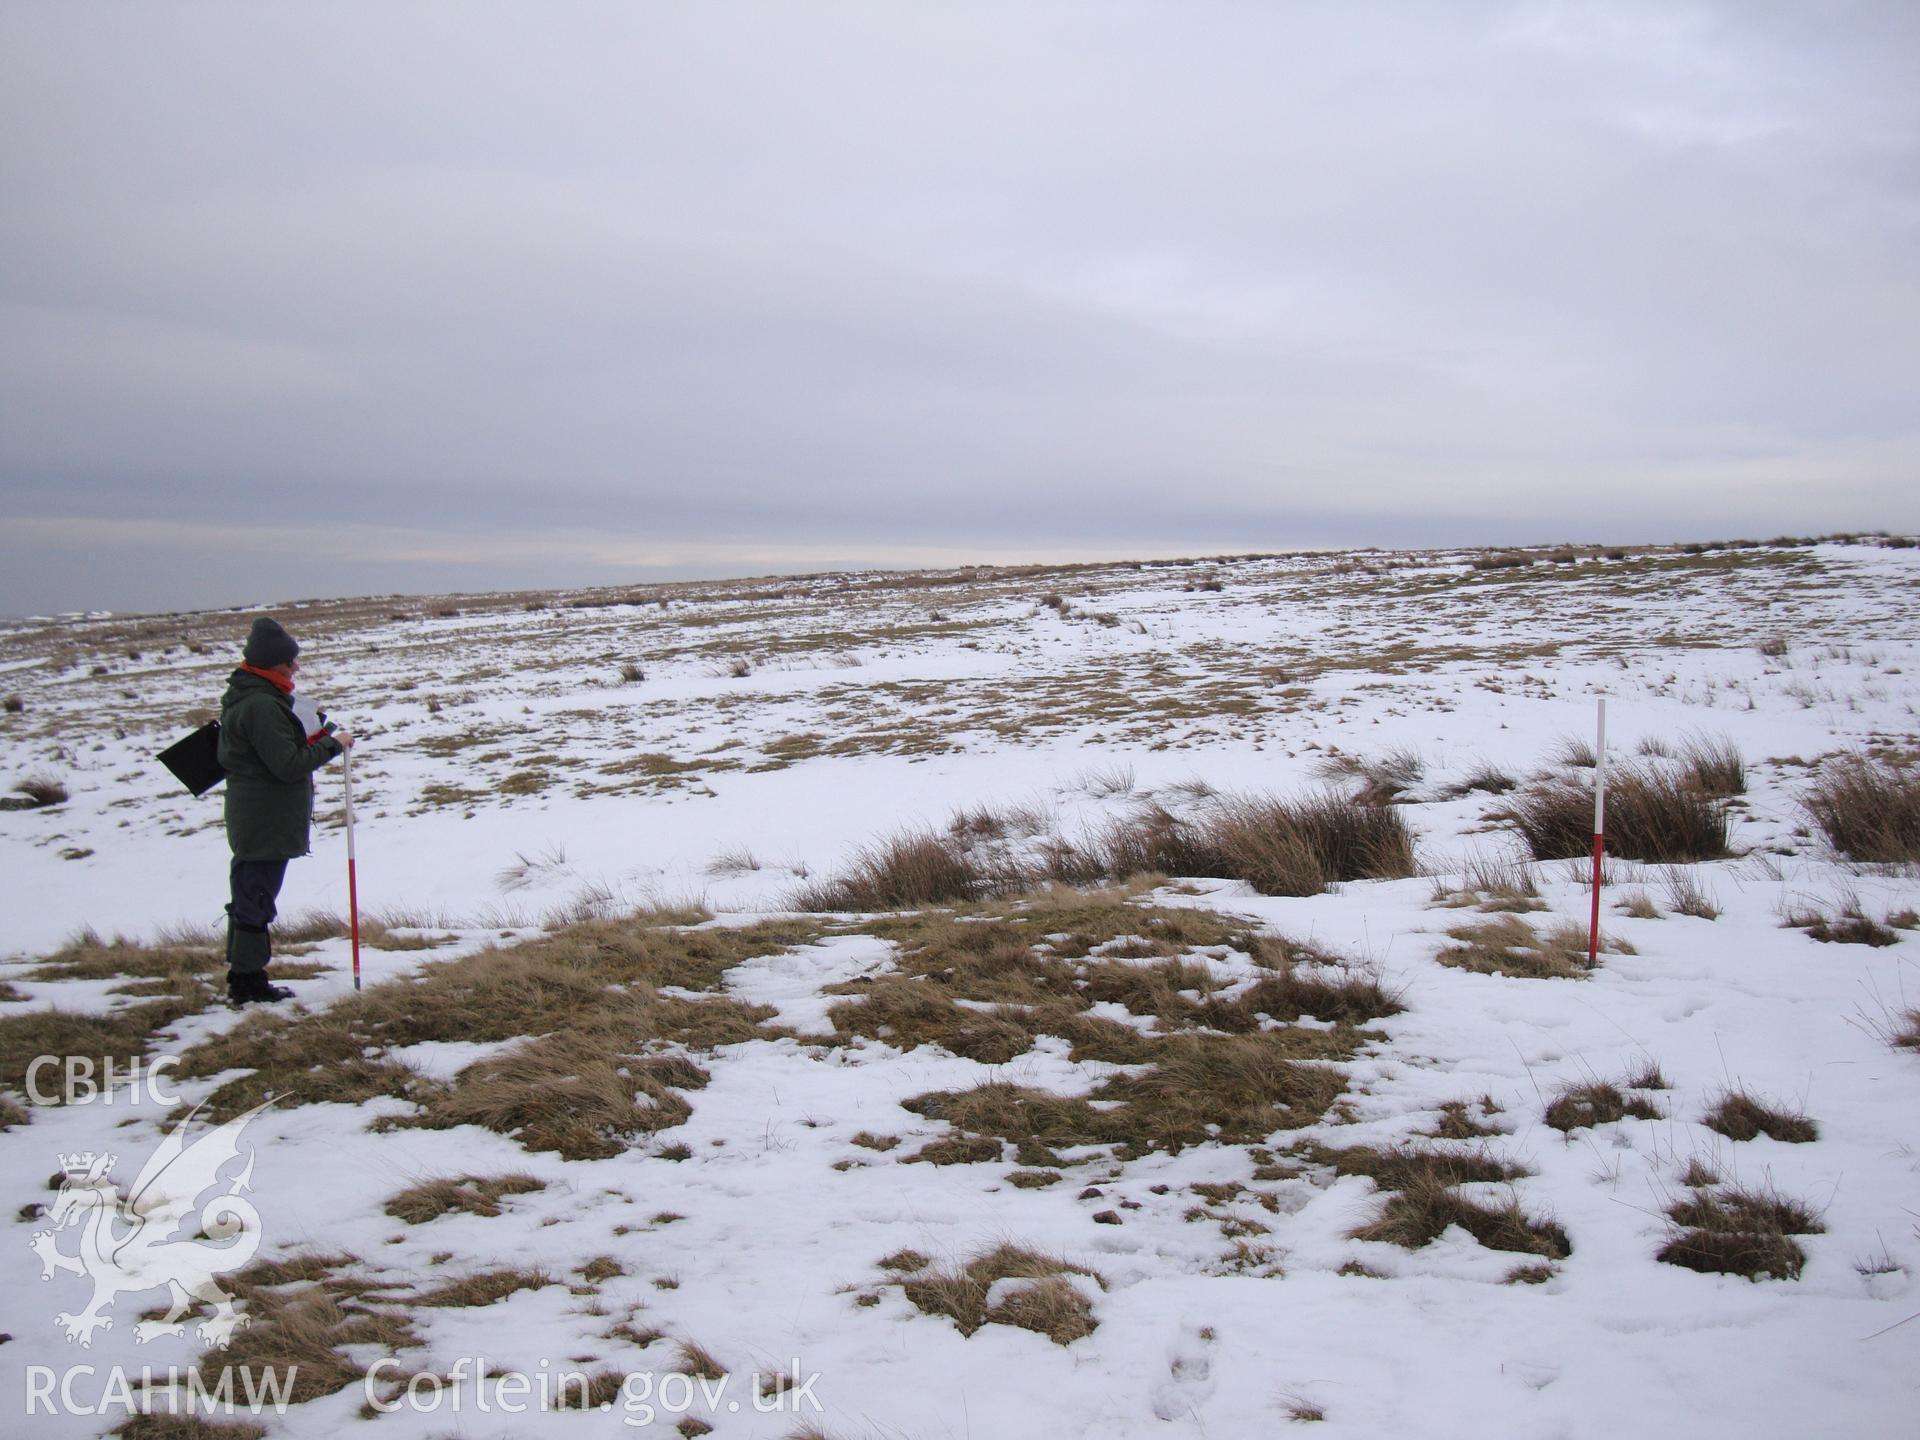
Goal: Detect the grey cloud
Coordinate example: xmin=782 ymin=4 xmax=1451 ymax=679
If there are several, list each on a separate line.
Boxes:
xmin=2 ymin=0 xmax=1916 ymax=614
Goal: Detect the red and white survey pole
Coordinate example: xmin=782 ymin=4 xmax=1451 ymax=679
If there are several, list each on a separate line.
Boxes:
xmin=343 ymin=742 xmax=363 ymax=992
xmin=1588 ymin=697 xmax=1608 ymax=967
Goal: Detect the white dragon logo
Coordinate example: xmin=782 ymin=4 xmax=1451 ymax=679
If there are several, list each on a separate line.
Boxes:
xmin=29 ymin=1100 xmax=272 ymax=1348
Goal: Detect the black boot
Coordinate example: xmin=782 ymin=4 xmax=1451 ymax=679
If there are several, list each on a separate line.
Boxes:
xmin=227 ymin=969 xmax=293 ymax=1005
xmin=225 ymin=923 xmax=291 ymax=1004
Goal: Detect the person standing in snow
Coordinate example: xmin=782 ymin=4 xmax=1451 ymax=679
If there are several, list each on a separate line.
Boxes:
xmin=217 ymin=617 xmax=353 ymax=1004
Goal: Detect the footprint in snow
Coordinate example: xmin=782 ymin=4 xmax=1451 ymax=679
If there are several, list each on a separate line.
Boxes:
xmin=1150 ymin=1323 xmax=1218 ymax=1421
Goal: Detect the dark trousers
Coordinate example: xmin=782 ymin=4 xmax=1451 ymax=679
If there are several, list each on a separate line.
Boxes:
xmin=227 ymin=858 xmax=288 ymax=974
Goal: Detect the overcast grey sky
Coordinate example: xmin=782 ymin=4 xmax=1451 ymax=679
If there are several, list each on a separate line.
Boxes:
xmin=2 ymin=1 xmax=1916 ymax=615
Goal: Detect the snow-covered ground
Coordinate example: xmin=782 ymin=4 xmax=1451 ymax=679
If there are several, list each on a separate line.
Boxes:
xmin=2 ymin=539 xmax=1916 ymax=1438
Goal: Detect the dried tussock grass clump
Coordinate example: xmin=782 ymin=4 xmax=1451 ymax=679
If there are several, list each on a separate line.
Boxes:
xmin=1504 ymin=766 xmax=1731 ymax=863
xmin=383 ymin=1172 xmax=545 ymax=1224
xmin=1889 ymin=1008 xmax=1920 ymax=1052
xmin=1453 ymin=762 xmax=1517 ymax=797
xmin=791 ymin=830 xmax=1002 ymax=910
xmin=793 ymin=787 xmax=1414 ymax=910
xmin=1302 ymin=1142 xmax=1527 ymax=1190
xmin=1101 ymin=792 xmax=1415 ymax=896
xmin=1427 ymin=1098 xmax=1505 ymax=1140
xmin=1430 ymin=854 xmax=1544 ymax=913
xmin=1677 ymin=733 xmax=1747 ymax=797
xmin=1804 ymin=754 xmax=1920 ymax=862
xmin=1436 ymin=914 xmax=1628 ymax=980
xmin=1316 ymin=746 xmax=1424 ymax=804
xmin=1663 ymin=867 xmax=1721 ymax=920
xmin=1658 ymin=1183 xmax=1824 ymax=1281
xmin=898 ymin=1243 xmax=1104 ymax=1345
xmin=1702 ymin=1089 xmax=1818 ymax=1144
xmin=412 ymin=1265 xmax=556 ymax=1308
xmin=1351 ymin=1176 xmax=1570 ymax=1259
xmin=9 ymin=774 xmax=68 ymax=808
xmin=1782 ymin=893 xmax=1900 ymax=947
xmin=1543 ymin=1081 xmax=1660 ymax=1133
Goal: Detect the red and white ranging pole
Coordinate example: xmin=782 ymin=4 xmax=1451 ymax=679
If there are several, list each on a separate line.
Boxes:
xmin=344 ymin=743 xmax=363 ymax=991
xmin=1588 ymin=697 xmax=1608 ymax=967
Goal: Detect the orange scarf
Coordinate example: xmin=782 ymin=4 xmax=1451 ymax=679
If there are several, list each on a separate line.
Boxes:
xmin=238 ymin=663 xmax=295 ymax=695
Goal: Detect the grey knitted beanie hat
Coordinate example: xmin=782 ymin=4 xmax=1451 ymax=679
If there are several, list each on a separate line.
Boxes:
xmin=242 ymin=617 xmax=300 ymax=669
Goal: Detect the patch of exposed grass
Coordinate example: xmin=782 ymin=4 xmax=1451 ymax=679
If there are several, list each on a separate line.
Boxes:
xmin=1889 ymin=1008 xmax=1920 ymax=1052
xmin=1678 ymin=1156 xmax=1721 ymax=1187
xmin=1436 ymin=914 xmax=1628 ymax=979
xmin=1783 ymin=894 xmax=1900 ymax=947
xmin=408 ymin=1029 xmax=711 ymax=1159
xmin=1301 ymin=1142 xmax=1526 ymax=1189
xmin=904 ymin=1134 xmax=1003 ymax=1165
xmin=1678 ymin=733 xmax=1747 ymax=797
xmin=1615 ymin=890 xmax=1661 ymax=919
xmin=827 ymin=897 xmax=1393 ymax=1074
xmin=25 ymin=929 xmax=224 ymax=985
xmin=907 ymin=1031 xmax=1350 ymax=1160
xmin=0 ymin=995 xmax=204 ymax=1101
xmin=792 ymin=787 xmax=1417 ymax=908
xmin=1316 ymin=746 xmax=1424 ymax=804
xmin=112 ymin=1416 xmax=268 ymax=1439
xmin=1544 ymin=1082 xmax=1659 ymax=1133
xmin=674 ymin=1340 xmax=728 ymax=1379
xmin=1805 ymin=754 xmax=1920 ymax=862
xmin=1663 ymin=868 xmax=1721 ymax=919
xmin=1006 ymin=1168 xmax=1062 ymax=1188
xmin=1427 ymin=1099 xmax=1505 ymax=1140
xmin=173 ymin=915 xmax=812 ymax=1155
xmin=792 ymin=830 xmax=1007 ymax=910
xmin=1430 ymin=855 xmax=1544 ymax=913
xmin=1504 ymin=767 xmax=1731 ymax=862
xmin=554 ymin=1370 xmax=627 ymax=1411
xmin=897 ymin=1244 xmax=1104 ymax=1345
xmin=577 ymin=1256 xmax=627 ymax=1283
xmin=196 ymin=1254 xmax=421 ymax=1406
xmin=1352 ymin=1177 xmax=1570 ymax=1258
xmin=10 ymin=774 xmax=68 ymax=807
xmin=1100 ymin=792 xmax=1416 ymax=896
xmin=1702 ymin=1089 xmax=1818 ymax=1144
xmin=1659 ymin=1183 xmax=1824 ymax=1280
xmin=383 ymin=1173 xmax=545 ymax=1224
xmin=413 ymin=1266 xmax=557 ymax=1308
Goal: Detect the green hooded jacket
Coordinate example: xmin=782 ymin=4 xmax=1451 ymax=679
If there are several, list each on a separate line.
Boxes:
xmin=217 ymin=669 xmax=344 ymax=860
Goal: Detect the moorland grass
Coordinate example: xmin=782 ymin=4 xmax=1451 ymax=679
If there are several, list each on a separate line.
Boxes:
xmin=793 ymin=789 xmax=1416 ymax=909
xmin=171 ymin=915 xmax=820 ymax=1156
xmin=897 ymin=1243 xmax=1104 ymax=1345
xmin=1702 ymin=1089 xmax=1818 ymax=1143
xmin=1658 ymin=1183 xmax=1824 ymax=1280
xmin=383 ymin=1172 xmax=546 ymax=1224
xmin=1804 ymin=754 xmax=1920 ymax=862
xmin=1505 ymin=766 xmax=1731 ymax=863
xmin=1543 ymin=1081 xmax=1660 ymax=1133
